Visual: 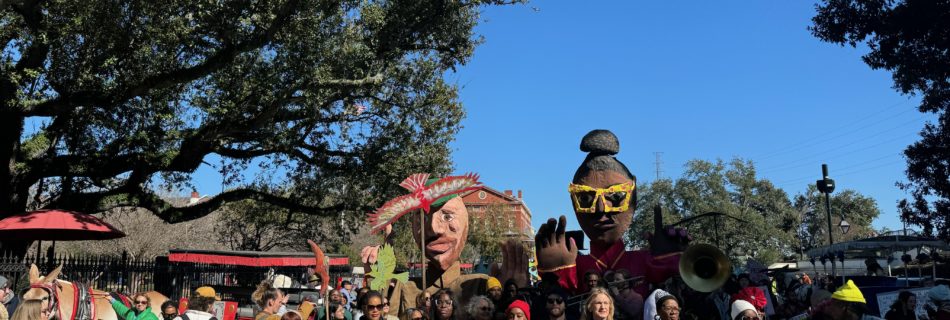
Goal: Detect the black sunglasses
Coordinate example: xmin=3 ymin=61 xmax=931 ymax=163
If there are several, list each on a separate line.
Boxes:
xmin=547 ymin=297 xmax=563 ymax=304
xmin=366 ymin=304 xmax=384 ymax=311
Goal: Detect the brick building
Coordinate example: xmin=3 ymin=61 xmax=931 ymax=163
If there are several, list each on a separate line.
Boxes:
xmin=460 ymin=186 xmax=534 ymax=240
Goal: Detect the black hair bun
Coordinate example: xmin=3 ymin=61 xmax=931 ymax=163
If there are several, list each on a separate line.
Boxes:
xmin=580 ymin=129 xmax=619 ymax=155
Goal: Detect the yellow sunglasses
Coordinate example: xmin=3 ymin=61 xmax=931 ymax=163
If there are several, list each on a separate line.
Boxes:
xmin=568 ymin=182 xmax=635 ymax=213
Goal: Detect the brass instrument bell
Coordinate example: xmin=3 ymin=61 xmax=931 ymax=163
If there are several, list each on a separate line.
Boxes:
xmin=678 ymin=243 xmax=731 ymax=292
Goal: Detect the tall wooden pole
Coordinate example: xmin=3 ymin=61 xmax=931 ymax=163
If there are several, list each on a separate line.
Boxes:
xmin=420 ymin=212 xmax=426 ymax=290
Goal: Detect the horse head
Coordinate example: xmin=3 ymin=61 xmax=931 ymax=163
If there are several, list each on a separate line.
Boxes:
xmin=22 ymin=264 xmax=63 ymax=315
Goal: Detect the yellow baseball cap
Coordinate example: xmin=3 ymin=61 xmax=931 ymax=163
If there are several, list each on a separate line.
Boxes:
xmin=195 ymin=286 xmax=221 ymax=301
xmin=831 ymin=280 xmax=866 ymax=304
xmin=487 ymin=277 xmax=501 ymax=290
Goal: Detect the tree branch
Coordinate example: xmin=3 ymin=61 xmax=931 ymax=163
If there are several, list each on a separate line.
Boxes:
xmin=46 ymin=186 xmax=358 ymax=223
xmin=22 ymin=0 xmax=303 ymax=117
xmin=316 ymin=73 xmax=384 ymax=87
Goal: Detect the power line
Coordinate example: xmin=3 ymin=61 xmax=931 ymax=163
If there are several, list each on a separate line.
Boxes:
xmin=761 ymin=152 xmax=898 ymax=177
xmin=752 ymin=101 xmax=915 ymax=161
xmin=773 ymin=158 xmax=906 ymax=186
xmin=757 ymin=129 xmax=919 ymax=174
xmin=771 ymin=153 xmax=899 ymax=184
xmin=654 ymin=152 xmax=664 ymax=180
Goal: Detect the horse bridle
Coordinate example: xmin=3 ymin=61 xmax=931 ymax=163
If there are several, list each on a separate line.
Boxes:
xmin=30 ymin=281 xmax=61 ymax=320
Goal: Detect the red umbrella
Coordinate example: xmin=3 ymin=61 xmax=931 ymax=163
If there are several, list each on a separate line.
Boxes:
xmin=0 ymin=209 xmax=126 ymax=240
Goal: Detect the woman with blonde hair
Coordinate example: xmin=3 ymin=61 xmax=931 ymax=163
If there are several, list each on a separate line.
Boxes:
xmin=10 ymin=299 xmax=45 ymax=320
xmin=581 ymin=288 xmax=614 ymax=320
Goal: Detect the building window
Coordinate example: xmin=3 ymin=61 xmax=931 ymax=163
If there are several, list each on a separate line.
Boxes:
xmin=478 ymin=191 xmax=487 ymax=199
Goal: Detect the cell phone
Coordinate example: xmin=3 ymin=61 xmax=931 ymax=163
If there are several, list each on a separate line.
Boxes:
xmin=565 ymin=230 xmax=585 ymax=250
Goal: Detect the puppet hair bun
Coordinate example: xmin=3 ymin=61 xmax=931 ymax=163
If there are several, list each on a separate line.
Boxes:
xmin=573 ymin=129 xmax=635 ymax=184
xmin=580 ymin=129 xmax=620 ymax=155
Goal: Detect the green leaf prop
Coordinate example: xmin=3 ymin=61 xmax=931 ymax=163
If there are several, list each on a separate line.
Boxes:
xmin=368 ymin=244 xmax=409 ymax=291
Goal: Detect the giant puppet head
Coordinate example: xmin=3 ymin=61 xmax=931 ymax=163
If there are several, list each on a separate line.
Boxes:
xmin=367 ymin=174 xmax=480 ymax=272
xmin=569 ymin=130 xmax=637 ymax=248
xmin=411 ymin=195 xmax=470 ymax=271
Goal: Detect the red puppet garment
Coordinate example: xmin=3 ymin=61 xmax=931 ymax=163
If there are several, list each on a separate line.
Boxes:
xmin=548 ymin=241 xmax=680 ymax=296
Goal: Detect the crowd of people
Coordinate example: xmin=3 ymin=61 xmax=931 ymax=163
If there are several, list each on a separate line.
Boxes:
xmin=182 ymin=272 xmax=948 ymax=320
xmin=1 ymin=130 xmax=949 ymax=320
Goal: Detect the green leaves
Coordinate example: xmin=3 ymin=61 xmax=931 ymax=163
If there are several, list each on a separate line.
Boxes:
xmin=367 ymin=244 xmax=408 ymax=291
xmin=627 ymin=158 xmax=799 ymax=265
xmin=1 ymin=0 xmax=521 ymax=225
xmin=811 ymin=0 xmax=950 ymax=242
xmin=795 ymin=184 xmax=882 ymax=251
xmin=626 ymin=157 xmax=884 ymax=265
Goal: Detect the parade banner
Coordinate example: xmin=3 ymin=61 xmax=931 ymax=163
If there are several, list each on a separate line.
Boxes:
xmin=875 ymin=287 xmax=931 ymax=318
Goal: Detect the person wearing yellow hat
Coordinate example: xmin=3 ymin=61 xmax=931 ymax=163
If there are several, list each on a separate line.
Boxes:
xmin=815 ymin=280 xmax=882 ymax=320
xmin=485 ymin=277 xmax=504 ymax=319
xmin=173 ymin=286 xmax=218 ymax=320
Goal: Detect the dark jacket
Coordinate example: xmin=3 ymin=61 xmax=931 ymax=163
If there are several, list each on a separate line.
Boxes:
xmin=884 ymin=308 xmax=917 ymax=320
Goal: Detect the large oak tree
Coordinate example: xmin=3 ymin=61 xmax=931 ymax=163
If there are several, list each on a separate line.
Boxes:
xmin=625 ymin=158 xmax=880 ymax=265
xmin=1 ymin=0 xmax=518 ymax=252
xmin=626 ymin=159 xmax=801 ymax=265
xmin=811 ymin=0 xmax=950 ymax=241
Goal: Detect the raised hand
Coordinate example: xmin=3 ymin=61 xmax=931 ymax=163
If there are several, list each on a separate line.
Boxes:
xmin=646 ymin=205 xmax=690 ymax=256
xmin=534 ymin=215 xmax=578 ymax=272
xmin=360 ymin=224 xmax=394 ymax=270
xmin=496 ymin=239 xmax=529 ymax=288
xmin=361 ymin=245 xmax=380 ymax=268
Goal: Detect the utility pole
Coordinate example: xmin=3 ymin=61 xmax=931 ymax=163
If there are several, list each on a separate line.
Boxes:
xmin=654 ymin=152 xmax=664 ymax=180
xmin=817 ymin=164 xmax=836 ymax=277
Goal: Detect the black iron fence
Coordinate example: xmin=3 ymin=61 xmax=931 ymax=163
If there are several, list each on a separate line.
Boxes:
xmin=0 ymin=251 xmax=156 ymax=294
xmin=0 ymin=252 xmax=353 ymax=306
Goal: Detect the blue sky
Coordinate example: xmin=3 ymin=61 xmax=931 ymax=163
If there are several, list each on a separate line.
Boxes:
xmin=179 ymin=2 xmax=934 ymax=235
xmin=444 ymin=1 xmax=932 ymax=234
xmin=17 ymin=2 xmax=931 ymax=240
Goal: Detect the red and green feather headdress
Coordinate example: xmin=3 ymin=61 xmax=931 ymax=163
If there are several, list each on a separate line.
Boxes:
xmin=367 ymin=173 xmax=481 ymax=233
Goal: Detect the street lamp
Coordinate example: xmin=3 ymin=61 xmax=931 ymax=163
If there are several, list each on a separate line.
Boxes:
xmin=817 ymin=164 xmax=836 ymax=276
xmin=839 ymin=219 xmax=850 ymax=234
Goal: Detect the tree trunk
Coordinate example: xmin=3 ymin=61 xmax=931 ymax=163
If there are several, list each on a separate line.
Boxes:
xmin=0 ymin=97 xmax=30 ymax=256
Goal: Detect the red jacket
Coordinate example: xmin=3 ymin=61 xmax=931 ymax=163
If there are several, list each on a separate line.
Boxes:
xmin=732 ymin=287 xmax=767 ymax=311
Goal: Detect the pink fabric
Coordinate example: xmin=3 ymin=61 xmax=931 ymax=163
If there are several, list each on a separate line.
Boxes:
xmin=550 ymin=241 xmax=681 ymax=296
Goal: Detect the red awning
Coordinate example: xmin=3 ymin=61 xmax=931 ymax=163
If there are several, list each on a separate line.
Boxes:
xmin=168 ymin=249 xmax=348 ymax=267
xmin=0 ymin=209 xmax=125 ymax=241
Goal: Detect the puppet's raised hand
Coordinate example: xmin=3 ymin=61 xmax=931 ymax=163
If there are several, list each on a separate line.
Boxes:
xmin=495 ymin=239 xmax=529 ymax=288
xmin=646 ymin=206 xmax=690 ymax=256
xmin=535 ymin=216 xmax=577 ymax=272
xmin=360 ymin=224 xmax=393 ymax=270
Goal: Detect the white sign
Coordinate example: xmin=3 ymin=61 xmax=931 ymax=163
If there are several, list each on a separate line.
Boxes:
xmin=213 ymin=301 xmax=226 ymax=320
xmin=875 ymin=287 xmax=933 ymax=318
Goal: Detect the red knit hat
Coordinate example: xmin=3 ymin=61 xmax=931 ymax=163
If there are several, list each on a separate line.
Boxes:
xmin=506 ymin=300 xmax=531 ymax=320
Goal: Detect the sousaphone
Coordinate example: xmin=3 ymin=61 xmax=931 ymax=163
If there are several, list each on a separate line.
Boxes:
xmin=678 ymin=243 xmax=731 ymax=292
